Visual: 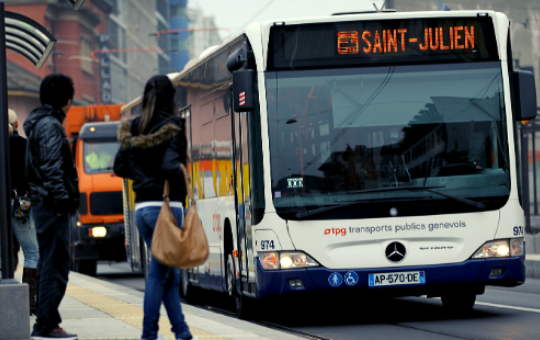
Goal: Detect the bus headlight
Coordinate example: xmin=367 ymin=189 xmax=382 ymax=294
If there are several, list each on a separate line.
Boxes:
xmin=260 ymin=251 xmax=319 ymax=270
xmin=472 ymin=238 xmax=523 ymax=258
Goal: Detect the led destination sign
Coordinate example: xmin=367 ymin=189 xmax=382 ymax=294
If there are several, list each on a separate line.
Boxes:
xmin=338 ymin=26 xmax=475 ymax=54
xmin=269 ymin=17 xmax=498 ymax=70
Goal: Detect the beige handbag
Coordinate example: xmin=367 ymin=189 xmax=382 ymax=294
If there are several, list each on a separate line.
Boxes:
xmin=151 ymin=164 xmax=209 ymax=268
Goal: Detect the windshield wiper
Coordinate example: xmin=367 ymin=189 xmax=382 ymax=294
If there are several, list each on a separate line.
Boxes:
xmin=295 ymin=195 xmax=410 ymax=219
xmin=347 ymin=185 xmax=445 ymax=195
xmin=295 ymin=185 xmax=484 ymax=219
xmin=349 ymin=185 xmax=485 ymax=210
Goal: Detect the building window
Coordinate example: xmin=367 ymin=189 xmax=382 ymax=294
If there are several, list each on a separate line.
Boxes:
xmin=109 ymin=19 xmax=126 ymax=62
xmin=110 ymin=0 xmax=125 ymax=21
xmin=156 ymin=0 xmax=168 ymax=20
xmin=80 ymin=37 xmax=93 ymax=75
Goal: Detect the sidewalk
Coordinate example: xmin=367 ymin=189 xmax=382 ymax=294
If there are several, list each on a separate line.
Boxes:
xmin=15 ymin=268 xmax=303 ymax=340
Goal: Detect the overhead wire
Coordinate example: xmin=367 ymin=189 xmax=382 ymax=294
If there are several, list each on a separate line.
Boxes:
xmin=233 ymin=0 xmax=276 ymax=34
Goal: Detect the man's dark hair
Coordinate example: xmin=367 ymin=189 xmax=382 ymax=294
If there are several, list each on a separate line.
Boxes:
xmin=39 ymin=74 xmax=75 ymax=110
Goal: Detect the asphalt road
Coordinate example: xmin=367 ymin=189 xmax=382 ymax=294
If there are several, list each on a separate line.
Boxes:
xmin=96 ymin=262 xmax=540 ymax=340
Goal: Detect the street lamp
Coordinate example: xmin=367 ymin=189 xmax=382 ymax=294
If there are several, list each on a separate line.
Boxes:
xmin=5 ymin=11 xmax=56 ymax=69
xmin=67 ymin=0 xmax=86 ymax=10
xmin=0 ymin=6 xmax=57 ymax=288
xmin=0 ymin=1 xmax=84 ymax=338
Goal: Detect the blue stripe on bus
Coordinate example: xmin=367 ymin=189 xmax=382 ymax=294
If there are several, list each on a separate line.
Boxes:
xmin=255 ymin=255 xmax=525 ymax=298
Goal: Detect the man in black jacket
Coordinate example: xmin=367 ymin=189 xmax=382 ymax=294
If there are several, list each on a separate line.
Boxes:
xmin=24 ymin=74 xmax=79 ymax=340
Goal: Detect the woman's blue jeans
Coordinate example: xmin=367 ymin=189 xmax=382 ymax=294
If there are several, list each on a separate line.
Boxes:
xmin=0 ymin=200 xmax=39 ymax=269
xmin=13 ymin=214 xmax=39 ymax=269
xmin=135 ymin=206 xmax=191 ymax=340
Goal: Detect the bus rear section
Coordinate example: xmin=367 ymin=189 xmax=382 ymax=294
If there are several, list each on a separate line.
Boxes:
xmin=71 ymin=122 xmax=125 ymax=276
xmin=251 ymin=11 xmax=534 ymax=311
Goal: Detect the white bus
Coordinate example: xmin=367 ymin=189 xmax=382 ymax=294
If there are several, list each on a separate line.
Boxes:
xmin=120 ymin=8 xmax=537 ymax=318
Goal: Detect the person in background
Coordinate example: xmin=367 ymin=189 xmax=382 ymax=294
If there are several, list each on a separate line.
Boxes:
xmin=4 ymin=122 xmax=21 ymax=274
xmin=84 ymin=142 xmax=112 ymax=171
xmin=9 ymin=108 xmax=39 ymax=315
xmin=113 ymin=75 xmax=193 ymax=340
xmin=24 ymin=74 xmax=79 ymax=340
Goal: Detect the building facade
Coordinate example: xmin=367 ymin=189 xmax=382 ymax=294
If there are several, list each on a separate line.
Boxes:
xmin=187 ymin=7 xmax=222 ymax=62
xmin=6 ymin=0 xmax=113 ymax=131
xmin=397 ymin=0 xmax=540 ymax=101
xmin=5 ymin=0 xmax=176 ymax=122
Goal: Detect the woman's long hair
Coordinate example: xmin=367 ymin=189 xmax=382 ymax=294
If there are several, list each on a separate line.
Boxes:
xmin=138 ymin=75 xmax=177 ymax=134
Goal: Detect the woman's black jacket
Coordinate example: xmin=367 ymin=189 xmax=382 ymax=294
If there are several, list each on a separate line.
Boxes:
xmin=10 ymin=131 xmax=29 ymax=197
xmin=113 ymin=110 xmax=187 ymax=203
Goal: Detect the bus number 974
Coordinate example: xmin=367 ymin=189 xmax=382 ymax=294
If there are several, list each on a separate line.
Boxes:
xmin=261 ymin=240 xmax=275 ymax=250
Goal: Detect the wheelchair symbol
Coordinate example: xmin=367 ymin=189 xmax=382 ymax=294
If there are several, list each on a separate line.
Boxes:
xmin=344 ymin=271 xmax=359 ymax=286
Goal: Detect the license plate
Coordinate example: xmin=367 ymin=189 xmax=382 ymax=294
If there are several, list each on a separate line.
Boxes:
xmin=368 ymin=271 xmax=426 ymax=287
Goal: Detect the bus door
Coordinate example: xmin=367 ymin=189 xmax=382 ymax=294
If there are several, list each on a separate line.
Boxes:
xmin=233 ymin=109 xmax=254 ymax=289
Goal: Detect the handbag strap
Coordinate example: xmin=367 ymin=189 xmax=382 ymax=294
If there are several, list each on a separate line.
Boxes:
xmin=162 ymin=180 xmax=170 ymax=199
xmin=162 ymin=164 xmax=194 ymax=206
xmin=180 ymin=164 xmax=195 ymax=206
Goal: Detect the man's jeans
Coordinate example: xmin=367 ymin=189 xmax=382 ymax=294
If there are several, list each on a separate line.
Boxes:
xmin=135 ymin=206 xmax=191 ymax=340
xmin=31 ymin=206 xmax=70 ymax=336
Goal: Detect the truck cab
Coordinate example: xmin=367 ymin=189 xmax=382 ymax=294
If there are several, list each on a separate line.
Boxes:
xmin=70 ymin=121 xmax=124 ymax=275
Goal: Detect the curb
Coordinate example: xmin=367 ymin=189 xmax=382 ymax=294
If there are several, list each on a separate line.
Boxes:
xmin=526 ymin=255 xmax=540 ymax=279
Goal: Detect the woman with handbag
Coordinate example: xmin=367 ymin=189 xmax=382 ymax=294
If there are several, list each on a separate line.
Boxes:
xmin=113 ymin=75 xmax=194 ymax=340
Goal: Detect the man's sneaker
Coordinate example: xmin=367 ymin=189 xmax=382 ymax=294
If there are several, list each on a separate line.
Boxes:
xmin=32 ymin=328 xmax=78 ymax=340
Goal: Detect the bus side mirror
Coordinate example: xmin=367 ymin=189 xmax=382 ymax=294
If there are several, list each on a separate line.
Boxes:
xmin=232 ymin=70 xmax=256 ymax=112
xmin=514 ymin=70 xmax=537 ymax=121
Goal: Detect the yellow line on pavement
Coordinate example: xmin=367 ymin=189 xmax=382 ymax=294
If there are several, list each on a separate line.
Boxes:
xmin=65 ymin=282 xmax=229 ymax=340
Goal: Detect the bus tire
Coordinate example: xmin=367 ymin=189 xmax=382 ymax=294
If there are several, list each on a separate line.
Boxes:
xmin=441 ymin=293 xmax=476 ymax=312
xmin=181 ymin=269 xmax=200 ymax=304
xmin=226 ymin=254 xmax=236 ymax=298
xmin=227 ymin=255 xmax=257 ymax=319
xmin=234 ymin=293 xmax=257 ymax=320
xmin=75 ymin=260 xmax=97 ymax=276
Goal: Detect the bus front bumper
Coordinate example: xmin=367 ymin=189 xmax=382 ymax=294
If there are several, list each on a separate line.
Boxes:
xmin=256 ymin=255 xmax=525 ymax=298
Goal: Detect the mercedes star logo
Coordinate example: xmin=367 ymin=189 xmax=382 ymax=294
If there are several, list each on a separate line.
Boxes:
xmin=385 ymin=242 xmax=406 ymax=263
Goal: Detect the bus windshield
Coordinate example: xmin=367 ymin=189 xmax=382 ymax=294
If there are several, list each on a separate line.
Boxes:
xmin=83 ymin=140 xmax=119 ymax=174
xmin=266 ymin=62 xmax=510 ymax=219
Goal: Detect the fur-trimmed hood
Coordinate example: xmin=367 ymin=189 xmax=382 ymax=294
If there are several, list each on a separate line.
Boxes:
xmin=118 ymin=118 xmax=180 ymax=149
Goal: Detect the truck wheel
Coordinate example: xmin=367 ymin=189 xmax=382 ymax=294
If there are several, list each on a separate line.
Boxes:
xmin=441 ymin=293 xmax=476 ymax=312
xmin=75 ymin=260 xmax=97 ymax=276
xmin=181 ymin=269 xmax=201 ymax=304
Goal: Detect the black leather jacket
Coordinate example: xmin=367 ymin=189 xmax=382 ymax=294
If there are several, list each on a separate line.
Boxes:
xmin=23 ymin=105 xmax=79 ymax=214
xmin=114 ymin=110 xmax=187 ymax=203
xmin=10 ymin=132 xmax=29 ymax=197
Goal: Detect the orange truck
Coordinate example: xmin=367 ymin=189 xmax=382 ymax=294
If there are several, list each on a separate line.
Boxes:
xmin=64 ymin=105 xmax=125 ymax=276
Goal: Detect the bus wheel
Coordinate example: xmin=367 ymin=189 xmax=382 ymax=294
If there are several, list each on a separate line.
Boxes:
xmin=227 ymin=255 xmax=257 ymax=319
xmin=441 ymin=293 xmax=476 ymax=312
xmin=226 ymin=254 xmax=236 ymax=298
xmin=234 ymin=293 xmax=257 ymax=320
xmin=181 ymin=269 xmax=200 ymax=304
xmin=75 ymin=260 xmax=97 ymax=276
